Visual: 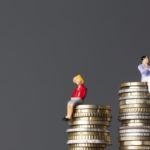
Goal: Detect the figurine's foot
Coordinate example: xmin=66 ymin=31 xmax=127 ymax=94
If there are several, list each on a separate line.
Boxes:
xmin=62 ymin=117 xmax=70 ymax=121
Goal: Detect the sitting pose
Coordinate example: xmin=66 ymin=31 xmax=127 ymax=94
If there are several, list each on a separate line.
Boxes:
xmin=63 ymin=75 xmax=87 ymax=121
xmin=138 ymin=56 xmax=150 ymax=93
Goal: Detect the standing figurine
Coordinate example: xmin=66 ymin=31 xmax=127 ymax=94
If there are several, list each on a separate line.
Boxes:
xmin=138 ymin=56 xmax=150 ymax=93
xmin=63 ymin=75 xmax=87 ymax=121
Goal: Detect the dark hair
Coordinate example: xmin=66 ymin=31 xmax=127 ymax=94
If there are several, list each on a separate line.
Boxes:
xmin=141 ymin=56 xmax=149 ymax=61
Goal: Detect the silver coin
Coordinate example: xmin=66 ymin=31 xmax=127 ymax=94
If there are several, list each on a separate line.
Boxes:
xmin=119 ymin=145 xmax=150 ymax=150
xmin=119 ymin=116 xmax=150 ymax=120
xmin=119 ymin=95 xmax=150 ymax=100
xmin=119 ymin=132 xmax=150 ymax=136
xmin=119 ymin=88 xmax=148 ymax=94
xmin=123 ymin=86 xmax=148 ymax=89
xmin=66 ymin=128 xmax=110 ymax=133
xmin=69 ymin=120 xmax=110 ymax=125
xmin=120 ymin=104 xmax=150 ymax=109
xmin=67 ymin=139 xmax=107 ymax=144
xmin=119 ymin=129 xmax=150 ymax=133
xmin=119 ymin=112 xmax=150 ymax=116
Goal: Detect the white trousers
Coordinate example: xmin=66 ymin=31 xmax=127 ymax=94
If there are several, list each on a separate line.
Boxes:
xmin=141 ymin=76 xmax=150 ymax=93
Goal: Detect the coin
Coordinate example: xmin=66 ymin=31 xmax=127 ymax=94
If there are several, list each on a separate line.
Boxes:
xmin=120 ymin=132 xmax=150 ymax=136
xmin=68 ymin=136 xmax=110 ymax=141
xmin=67 ymin=139 xmax=107 ymax=144
xmin=120 ymin=99 xmax=150 ymax=105
xmin=71 ymin=125 xmax=108 ymax=129
xmin=120 ymin=126 xmax=150 ymax=130
xmin=74 ymin=109 xmax=111 ymax=113
xmin=119 ymin=129 xmax=150 ymax=133
xmin=68 ymin=131 xmax=110 ymax=136
xmin=120 ymin=92 xmax=148 ymax=97
xmin=120 ymin=108 xmax=150 ymax=113
xmin=119 ymin=136 xmax=150 ymax=141
xmin=119 ymin=112 xmax=150 ymax=116
xmin=68 ymin=136 xmax=111 ymax=141
xmin=73 ymin=117 xmax=112 ymax=122
xmin=119 ymin=95 xmax=150 ymax=100
xmin=69 ymin=147 xmax=105 ymax=150
xmin=120 ymin=82 xmax=147 ymax=88
xmin=69 ymin=143 xmax=106 ymax=147
xmin=119 ymin=145 xmax=150 ymax=149
xmin=120 ymin=103 xmax=150 ymax=109
xmin=120 ymin=141 xmax=150 ymax=146
xmin=75 ymin=105 xmax=111 ymax=110
xmin=122 ymin=123 xmax=150 ymax=126
xmin=73 ymin=112 xmax=111 ymax=118
xmin=119 ymin=88 xmax=148 ymax=94
xmin=69 ymin=120 xmax=110 ymax=126
xmin=119 ymin=115 xmax=150 ymax=120
xmin=66 ymin=128 xmax=110 ymax=133
xmin=121 ymin=86 xmax=148 ymax=89
xmin=121 ymin=120 xmax=150 ymax=123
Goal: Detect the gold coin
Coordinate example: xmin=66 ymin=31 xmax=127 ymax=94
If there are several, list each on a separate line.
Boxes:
xmin=70 ymin=143 xmax=107 ymax=147
xmin=120 ymin=108 xmax=150 ymax=113
xmin=69 ymin=147 xmax=105 ymax=150
xmin=120 ymin=82 xmax=147 ymax=88
xmin=121 ymin=120 xmax=150 ymax=124
xmin=73 ymin=117 xmax=112 ymax=122
xmin=119 ymin=145 xmax=150 ymax=150
xmin=69 ymin=120 xmax=110 ymax=126
xmin=121 ymin=123 xmax=150 ymax=127
xmin=68 ymin=135 xmax=111 ymax=141
xmin=68 ymin=135 xmax=111 ymax=140
xmin=73 ymin=112 xmax=111 ymax=118
xmin=120 ymin=99 xmax=150 ymax=105
xmin=71 ymin=125 xmax=108 ymax=129
xmin=75 ymin=105 xmax=111 ymax=110
xmin=68 ymin=132 xmax=110 ymax=136
xmin=120 ymin=141 xmax=150 ymax=146
xmin=74 ymin=109 xmax=111 ymax=113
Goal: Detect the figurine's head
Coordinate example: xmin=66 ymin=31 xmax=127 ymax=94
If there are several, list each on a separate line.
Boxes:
xmin=141 ymin=56 xmax=149 ymax=64
xmin=73 ymin=75 xmax=84 ymax=85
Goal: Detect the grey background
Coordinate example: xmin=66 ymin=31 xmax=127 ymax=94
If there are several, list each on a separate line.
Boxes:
xmin=0 ymin=0 xmax=150 ymax=149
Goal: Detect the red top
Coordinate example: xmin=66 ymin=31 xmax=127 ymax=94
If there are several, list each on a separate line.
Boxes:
xmin=71 ymin=84 xmax=87 ymax=100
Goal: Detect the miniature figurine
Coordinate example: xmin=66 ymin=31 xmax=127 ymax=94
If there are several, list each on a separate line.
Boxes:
xmin=138 ymin=56 xmax=150 ymax=93
xmin=62 ymin=75 xmax=87 ymax=121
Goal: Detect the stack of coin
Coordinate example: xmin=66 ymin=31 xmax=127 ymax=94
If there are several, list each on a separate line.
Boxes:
xmin=118 ymin=82 xmax=150 ymax=150
xmin=66 ymin=104 xmax=112 ymax=150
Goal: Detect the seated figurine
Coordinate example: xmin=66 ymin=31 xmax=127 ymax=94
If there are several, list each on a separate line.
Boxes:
xmin=63 ymin=75 xmax=87 ymax=121
xmin=138 ymin=56 xmax=150 ymax=93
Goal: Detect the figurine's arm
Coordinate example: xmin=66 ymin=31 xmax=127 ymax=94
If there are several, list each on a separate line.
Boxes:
xmin=138 ymin=65 xmax=150 ymax=74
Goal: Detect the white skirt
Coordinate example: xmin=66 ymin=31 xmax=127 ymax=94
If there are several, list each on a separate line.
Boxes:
xmin=141 ymin=76 xmax=150 ymax=93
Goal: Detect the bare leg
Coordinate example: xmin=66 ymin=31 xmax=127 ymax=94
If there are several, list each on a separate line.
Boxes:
xmin=66 ymin=103 xmax=71 ymax=118
xmin=66 ymin=103 xmax=75 ymax=119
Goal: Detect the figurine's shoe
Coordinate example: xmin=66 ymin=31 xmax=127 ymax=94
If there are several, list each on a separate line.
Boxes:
xmin=62 ymin=117 xmax=70 ymax=121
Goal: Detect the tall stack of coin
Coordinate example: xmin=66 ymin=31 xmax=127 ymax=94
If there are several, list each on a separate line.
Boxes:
xmin=118 ymin=82 xmax=150 ymax=150
xmin=66 ymin=105 xmax=112 ymax=150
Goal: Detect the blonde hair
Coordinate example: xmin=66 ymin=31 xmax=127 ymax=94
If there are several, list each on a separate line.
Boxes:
xmin=76 ymin=74 xmax=84 ymax=84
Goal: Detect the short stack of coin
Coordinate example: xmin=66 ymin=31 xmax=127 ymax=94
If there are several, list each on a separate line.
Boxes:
xmin=66 ymin=104 xmax=112 ymax=150
xmin=118 ymin=82 xmax=150 ymax=150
